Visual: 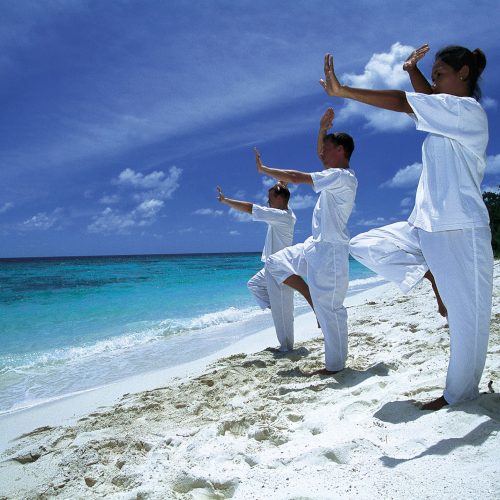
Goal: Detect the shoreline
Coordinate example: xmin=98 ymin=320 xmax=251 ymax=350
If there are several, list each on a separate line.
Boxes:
xmin=0 ymin=271 xmax=383 ymax=419
xmin=0 ymin=271 xmax=498 ymax=498
xmin=0 ymin=281 xmax=391 ymax=455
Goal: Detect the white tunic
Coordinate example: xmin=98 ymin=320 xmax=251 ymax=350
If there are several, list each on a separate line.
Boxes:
xmin=308 ymin=167 xmax=358 ymax=245
xmin=406 ymin=92 xmax=489 ymax=231
xmin=251 ymin=205 xmax=296 ymax=262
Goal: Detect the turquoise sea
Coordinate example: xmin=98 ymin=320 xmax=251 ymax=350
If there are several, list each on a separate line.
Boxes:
xmin=0 ymin=253 xmax=378 ymax=414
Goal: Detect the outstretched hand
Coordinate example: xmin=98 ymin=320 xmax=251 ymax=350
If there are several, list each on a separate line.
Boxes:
xmin=319 ymin=54 xmax=342 ymax=96
xmin=216 ymin=185 xmax=225 ymax=202
xmin=254 ymin=147 xmax=264 ymax=174
xmin=403 ymin=44 xmax=430 ymax=72
xmin=320 ymin=107 xmax=335 ymax=129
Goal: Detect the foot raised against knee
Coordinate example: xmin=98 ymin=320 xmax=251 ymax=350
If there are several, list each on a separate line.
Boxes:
xmin=424 ymin=271 xmax=447 ymax=317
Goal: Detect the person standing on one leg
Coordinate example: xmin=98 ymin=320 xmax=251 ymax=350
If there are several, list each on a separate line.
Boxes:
xmin=217 ymin=183 xmax=297 ymax=351
xmin=320 ymin=44 xmax=493 ymax=409
xmin=257 ymin=107 xmax=357 ymax=374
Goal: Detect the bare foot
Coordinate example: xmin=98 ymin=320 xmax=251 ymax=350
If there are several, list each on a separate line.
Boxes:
xmin=421 ymin=395 xmax=448 ymax=411
xmin=304 ymin=368 xmax=342 ymax=377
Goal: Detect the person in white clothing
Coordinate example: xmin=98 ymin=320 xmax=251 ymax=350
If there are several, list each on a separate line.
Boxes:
xmin=257 ymin=107 xmax=357 ymax=375
xmin=320 ymin=44 xmax=493 ymax=410
xmin=217 ymin=183 xmax=297 ymax=351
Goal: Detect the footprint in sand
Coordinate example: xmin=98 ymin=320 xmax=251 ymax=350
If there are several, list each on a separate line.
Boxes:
xmin=217 ymin=417 xmax=253 ymax=437
xmin=242 ymin=359 xmax=267 ymax=368
xmin=171 ymin=473 xmax=239 ymax=498
xmin=339 ymin=400 xmax=376 ymax=422
xmin=247 ymin=426 xmax=289 ymax=445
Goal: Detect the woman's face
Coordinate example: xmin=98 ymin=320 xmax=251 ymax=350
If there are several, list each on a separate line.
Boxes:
xmin=431 ymin=59 xmax=468 ymax=96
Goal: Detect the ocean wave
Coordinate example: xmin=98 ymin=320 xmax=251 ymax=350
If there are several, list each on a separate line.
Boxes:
xmin=349 ymin=276 xmax=385 ymax=288
xmin=0 ymin=305 xmax=265 ymax=373
xmin=185 ymin=306 xmax=264 ymax=330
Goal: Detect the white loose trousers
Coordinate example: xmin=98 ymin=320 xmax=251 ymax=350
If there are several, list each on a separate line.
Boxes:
xmin=247 ymin=268 xmax=294 ymax=351
xmin=350 ymin=222 xmax=493 ymax=404
xmin=266 ymin=240 xmax=350 ymax=371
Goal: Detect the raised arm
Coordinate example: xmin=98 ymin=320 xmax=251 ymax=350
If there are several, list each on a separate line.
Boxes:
xmin=317 ymin=108 xmax=334 ymax=161
xmin=254 ymin=149 xmax=313 ymax=185
xmin=320 ymin=54 xmax=413 ymax=113
xmin=403 ymin=44 xmax=432 ymax=94
xmin=216 ymin=186 xmax=253 ymax=214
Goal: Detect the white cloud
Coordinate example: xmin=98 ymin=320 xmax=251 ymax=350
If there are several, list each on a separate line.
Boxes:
xmin=135 ymin=199 xmax=164 ymax=220
xmin=482 ymin=185 xmax=499 ymax=194
xmin=482 ymin=97 xmax=498 ymax=110
xmin=22 ymin=208 xmax=63 ymax=231
xmin=229 ymin=208 xmax=252 ymax=222
xmin=89 ymin=166 xmax=180 ymax=233
xmin=400 ymin=196 xmax=413 ymax=208
xmin=486 ymin=154 xmax=500 ymax=175
xmin=193 ymin=208 xmax=223 ymax=216
xmin=355 ymin=216 xmax=397 ymax=228
xmin=261 ymin=177 xmax=278 ymax=188
xmin=88 ymin=208 xmax=135 ymax=234
xmin=344 ymin=42 xmax=413 ymax=89
xmin=290 ymin=194 xmax=316 ymax=210
xmin=116 ymin=166 xmax=182 ymax=202
xmin=381 ymin=162 xmax=422 ymax=188
xmin=340 ymin=42 xmax=416 ymax=132
xmin=381 ymin=154 xmax=498 ymax=191
xmin=0 ymin=202 xmax=14 ymax=214
xmin=88 ymin=199 xmax=164 ymax=234
xmin=117 ymin=169 xmax=166 ymax=189
xmin=229 ymin=230 xmax=240 ymax=236
xmin=99 ymin=194 xmax=120 ymax=205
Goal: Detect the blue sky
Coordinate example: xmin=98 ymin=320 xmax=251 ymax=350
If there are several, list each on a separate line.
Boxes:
xmin=1 ymin=0 xmax=499 ymax=258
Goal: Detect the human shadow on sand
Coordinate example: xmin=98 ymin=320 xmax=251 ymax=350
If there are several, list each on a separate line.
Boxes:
xmin=373 ymin=400 xmax=423 ymax=424
xmin=375 ymin=392 xmax=500 ymax=425
xmin=264 ymin=346 xmax=312 ymax=361
xmin=379 ymin=417 xmax=500 ymax=468
xmin=275 ymin=361 xmax=390 ymax=394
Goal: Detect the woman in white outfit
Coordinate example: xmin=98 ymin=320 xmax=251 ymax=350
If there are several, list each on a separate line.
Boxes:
xmin=320 ymin=44 xmax=493 ymax=410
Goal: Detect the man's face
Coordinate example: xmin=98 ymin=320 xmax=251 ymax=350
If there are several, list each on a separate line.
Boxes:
xmin=320 ymin=140 xmax=344 ymax=168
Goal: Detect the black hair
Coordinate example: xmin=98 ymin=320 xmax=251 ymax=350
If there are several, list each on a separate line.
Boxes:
xmin=324 ymin=132 xmax=355 ymax=160
xmin=435 ymin=45 xmax=487 ymax=100
xmin=269 ymin=183 xmax=290 ymax=203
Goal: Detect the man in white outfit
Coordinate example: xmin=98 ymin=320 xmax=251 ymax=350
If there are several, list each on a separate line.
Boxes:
xmin=217 ymin=183 xmax=297 ymax=351
xmin=256 ymin=108 xmax=357 ymax=374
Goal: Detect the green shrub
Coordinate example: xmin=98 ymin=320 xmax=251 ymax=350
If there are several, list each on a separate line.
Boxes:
xmin=483 ymin=188 xmax=500 ymax=258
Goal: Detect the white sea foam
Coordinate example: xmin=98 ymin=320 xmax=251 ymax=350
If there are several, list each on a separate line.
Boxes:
xmin=186 ymin=306 xmax=264 ymax=330
xmin=349 ymin=275 xmax=385 ymax=288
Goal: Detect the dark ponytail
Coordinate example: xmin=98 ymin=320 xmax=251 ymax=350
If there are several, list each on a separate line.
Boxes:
xmin=435 ymin=45 xmax=487 ymax=100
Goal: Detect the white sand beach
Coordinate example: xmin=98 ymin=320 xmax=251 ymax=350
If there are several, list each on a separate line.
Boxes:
xmin=0 ymin=264 xmax=499 ymax=499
